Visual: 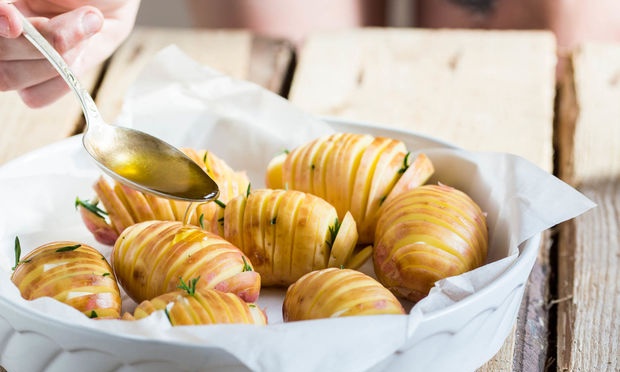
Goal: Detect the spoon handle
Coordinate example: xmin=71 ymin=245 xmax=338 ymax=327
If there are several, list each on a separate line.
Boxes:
xmin=19 ymin=13 xmax=101 ymax=122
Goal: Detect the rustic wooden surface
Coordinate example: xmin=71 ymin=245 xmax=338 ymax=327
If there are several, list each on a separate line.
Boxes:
xmin=556 ymin=42 xmax=620 ymax=372
xmin=289 ymin=28 xmax=557 ymax=172
xmin=290 ymin=28 xmax=558 ymax=372
xmin=0 ymin=69 xmax=100 ymax=165
xmin=95 ymin=27 xmax=293 ymax=125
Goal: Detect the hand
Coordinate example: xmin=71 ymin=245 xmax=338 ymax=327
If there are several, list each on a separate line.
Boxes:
xmin=0 ymin=1 xmax=140 ymax=107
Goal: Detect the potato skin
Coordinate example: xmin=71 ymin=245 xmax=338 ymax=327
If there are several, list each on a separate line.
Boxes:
xmin=78 ymin=149 xmax=249 ymax=245
xmin=373 ymin=184 xmax=488 ymax=302
xmin=283 ymin=268 xmax=405 ymax=321
xmin=11 ymin=241 xmax=121 ymax=319
xmin=128 ymin=288 xmax=267 ymax=326
xmin=224 ymin=189 xmax=363 ymax=287
xmin=265 ymin=133 xmax=434 ymax=244
xmin=112 ymin=221 xmax=260 ymax=304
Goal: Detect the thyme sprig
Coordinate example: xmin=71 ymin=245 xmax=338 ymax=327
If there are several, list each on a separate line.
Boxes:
xmin=75 ymin=197 xmax=107 ymax=219
xmin=12 ymin=237 xmax=30 ymax=270
xmin=56 ymin=244 xmax=81 ymax=253
xmin=178 ymin=276 xmax=200 ymax=296
xmin=326 ymin=218 xmax=341 ymax=248
xmin=398 ymin=152 xmax=412 ymax=174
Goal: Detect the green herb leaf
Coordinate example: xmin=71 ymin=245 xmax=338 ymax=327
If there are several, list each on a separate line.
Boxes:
xmin=326 ymin=218 xmax=341 ymax=248
xmin=214 ymin=199 xmax=226 ymax=209
xmin=56 ymin=244 xmax=81 ymax=253
xmin=246 ymin=183 xmax=252 ymax=197
xmin=164 ymin=307 xmax=172 ymax=324
xmin=218 ymin=216 xmax=225 ymax=227
xmin=89 ymin=310 xmax=98 ymax=319
xmin=242 ymin=256 xmax=253 ymax=272
xmin=178 ymin=276 xmax=200 ymax=296
xmin=398 ymin=152 xmax=412 ymax=174
xmin=12 ymin=237 xmax=23 ymax=271
xmin=75 ymin=197 xmax=108 ymax=219
xmin=102 ymin=272 xmax=111 ymax=277
xmin=270 ymin=216 xmax=277 ymax=225
xmin=199 ymin=214 xmax=205 ymax=229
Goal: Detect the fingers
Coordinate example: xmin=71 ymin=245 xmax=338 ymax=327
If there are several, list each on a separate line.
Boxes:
xmin=0 ymin=5 xmax=104 ymax=106
xmin=18 ymin=76 xmax=70 ymax=108
xmin=0 ymin=2 xmax=23 ymax=38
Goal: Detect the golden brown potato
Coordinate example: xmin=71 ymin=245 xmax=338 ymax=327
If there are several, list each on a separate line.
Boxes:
xmin=78 ymin=149 xmax=249 ymax=245
xmin=373 ymin=184 xmax=488 ymax=302
xmin=283 ymin=268 xmax=405 ymax=321
xmin=126 ymin=280 xmax=267 ymax=326
xmin=11 ymin=240 xmax=121 ymax=319
xmin=266 ymin=133 xmax=434 ymax=244
xmin=112 ymin=221 xmax=260 ymax=304
xmin=223 ymin=189 xmax=369 ymax=287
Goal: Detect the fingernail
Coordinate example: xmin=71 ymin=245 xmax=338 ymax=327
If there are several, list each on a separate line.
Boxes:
xmin=0 ymin=16 xmax=10 ymax=37
xmin=81 ymin=11 xmax=102 ymax=36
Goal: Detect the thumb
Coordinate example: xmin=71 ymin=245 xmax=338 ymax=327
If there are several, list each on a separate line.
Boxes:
xmin=38 ymin=6 xmax=104 ymax=53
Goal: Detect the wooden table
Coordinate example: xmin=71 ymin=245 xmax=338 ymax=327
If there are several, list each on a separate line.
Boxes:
xmin=0 ymin=26 xmax=617 ymax=371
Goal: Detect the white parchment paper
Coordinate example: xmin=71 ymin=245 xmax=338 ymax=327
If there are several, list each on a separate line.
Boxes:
xmin=0 ymin=46 xmax=595 ymax=372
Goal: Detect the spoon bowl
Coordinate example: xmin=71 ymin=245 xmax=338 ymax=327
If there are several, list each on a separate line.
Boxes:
xmin=19 ymin=12 xmax=219 ymax=202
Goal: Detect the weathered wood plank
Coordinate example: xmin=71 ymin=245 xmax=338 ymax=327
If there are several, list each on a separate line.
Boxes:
xmin=0 ymin=69 xmax=100 ymax=165
xmin=556 ymin=43 xmax=620 ymax=186
xmin=95 ymin=27 xmax=293 ymax=124
xmin=556 ymin=41 xmax=620 ymax=372
xmin=290 ymin=28 xmax=557 ymax=372
xmin=289 ymin=28 xmax=557 ymax=171
xmin=557 ymin=179 xmax=620 ymax=372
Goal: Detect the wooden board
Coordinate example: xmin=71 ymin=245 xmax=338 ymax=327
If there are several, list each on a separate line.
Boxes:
xmin=557 ymin=180 xmax=619 ymax=371
xmin=94 ymin=27 xmax=293 ymax=124
xmin=289 ymin=28 xmax=557 ymax=171
xmin=556 ymin=42 xmax=620 ymax=186
xmin=0 ymin=70 xmax=100 ymax=165
xmin=556 ymin=41 xmax=620 ymax=372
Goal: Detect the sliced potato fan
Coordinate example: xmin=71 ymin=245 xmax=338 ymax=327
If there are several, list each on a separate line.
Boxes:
xmin=11 ymin=240 xmax=122 ymax=319
xmin=112 ymin=221 xmax=261 ymax=304
xmin=78 ymin=149 xmax=249 ymax=245
xmin=125 ymin=280 xmax=267 ymax=326
xmin=266 ymin=132 xmax=434 ymax=243
xmin=283 ymin=268 xmax=405 ymax=321
xmin=222 ymin=189 xmax=367 ymax=287
xmin=373 ymin=184 xmax=489 ymax=303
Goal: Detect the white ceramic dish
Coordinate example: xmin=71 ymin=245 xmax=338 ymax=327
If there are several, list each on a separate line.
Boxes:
xmin=0 ymin=118 xmax=541 ymax=372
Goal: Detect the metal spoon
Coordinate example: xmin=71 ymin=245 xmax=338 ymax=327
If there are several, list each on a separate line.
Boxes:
xmin=19 ymin=13 xmax=219 ymax=202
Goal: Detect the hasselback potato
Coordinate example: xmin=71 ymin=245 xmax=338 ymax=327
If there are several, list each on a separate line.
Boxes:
xmin=125 ymin=279 xmax=267 ymax=326
xmin=222 ymin=189 xmax=368 ymax=287
xmin=266 ymin=132 xmax=434 ymax=243
xmin=112 ymin=221 xmax=260 ymax=303
xmin=283 ymin=268 xmax=405 ymax=321
xmin=77 ymin=149 xmax=249 ymax=245
xmin=11 ymin=240 xmax=121 ymax=319
xmin=373 ymin=184 xmax=488 ymax=302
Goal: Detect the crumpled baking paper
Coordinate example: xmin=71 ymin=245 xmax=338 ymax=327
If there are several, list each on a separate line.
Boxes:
xmin=0 ymin=45 xmax=595 ymax=372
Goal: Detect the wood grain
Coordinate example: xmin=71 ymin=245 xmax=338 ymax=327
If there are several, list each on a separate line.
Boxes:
xmin=95 ymin=27 xmax=293 ymax=124
xmin=556 ymin=43 xmax=620 ymax=186
xmin=557 ymin=179 xmax=620 ymax=372
xmin=290 ymin=28 xmax=557 ymax=171
xmin=555 ymin=41 xmax=620 ymax=372
xmin=0 ymin=70 xmax=100 ymax=165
